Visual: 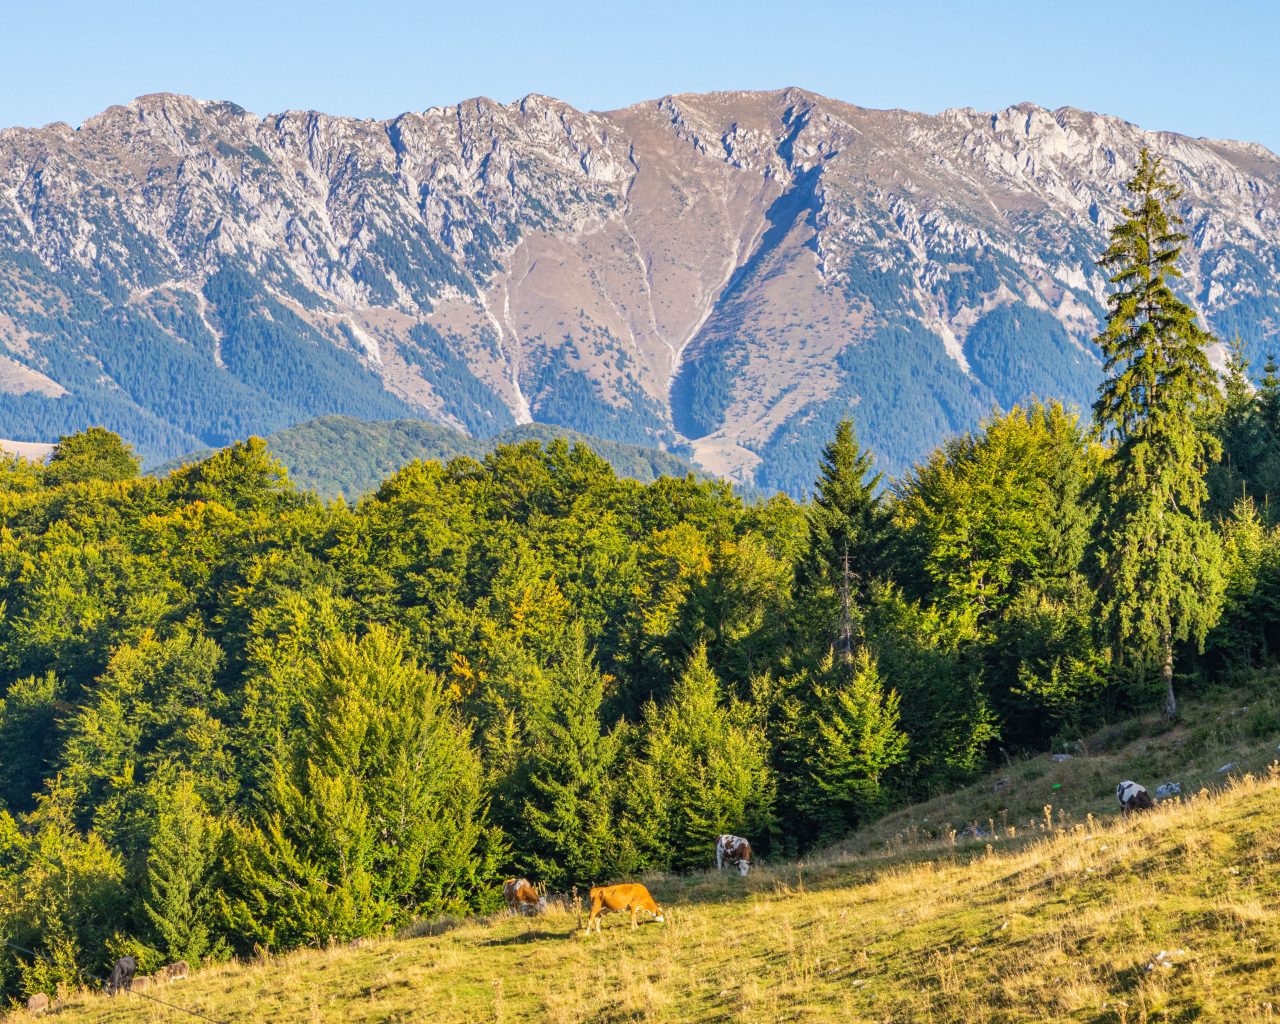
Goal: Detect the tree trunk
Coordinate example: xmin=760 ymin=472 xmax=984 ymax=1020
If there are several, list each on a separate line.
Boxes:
xmin=837 ymin=548 xmax=854 ymax=663
xmin=1162 ymin=634 xmax=1177 ymax=718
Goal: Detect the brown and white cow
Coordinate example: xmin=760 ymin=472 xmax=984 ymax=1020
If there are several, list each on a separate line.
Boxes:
xmin=503 ymin=877 xmax=547 ymax=915
xmin=716 ymin=834 xmax=752 ymax=876
xmin=1117 ymin=780 xmax=1155 ymax=814
xmin=584 ymin=883 xmax=665 ymax=933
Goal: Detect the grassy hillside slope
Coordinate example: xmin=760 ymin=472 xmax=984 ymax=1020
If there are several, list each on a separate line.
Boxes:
xmin=29 ymin=692 xmax=1280 ymax=1024
xmin=154 ymin=417 xmax=715 ymax=498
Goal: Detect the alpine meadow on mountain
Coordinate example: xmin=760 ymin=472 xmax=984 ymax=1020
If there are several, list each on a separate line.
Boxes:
xmin=3 ymin=3 xmax=1280 ymax=1019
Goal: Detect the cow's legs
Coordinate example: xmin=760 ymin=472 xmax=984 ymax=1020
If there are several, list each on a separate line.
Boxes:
xmin=716 ymin=845 xmax=724 ymax=871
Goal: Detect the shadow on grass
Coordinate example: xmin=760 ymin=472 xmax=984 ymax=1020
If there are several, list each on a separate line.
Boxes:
xmin=398 ymin=914 xmax=479 ymax=940
xmin=480 ymin=928 xmax=579 ymax=946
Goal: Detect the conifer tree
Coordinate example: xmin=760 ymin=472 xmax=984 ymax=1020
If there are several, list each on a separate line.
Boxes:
xmin=1209 ymin=335 xmax=1263 ymax=516
xmin=522 ymin=622 xmax=618 ymax=886
xmin=143 ymin=779 xmax=225 ymax=965
xmin=795 ymin=419 xmax=889 ymax=660
xmin=1221 ymin=334 xmax=1253 ymax=433
xmin=225 ymin=627 xmax=498 ymax=949
xmin=1258 ymin=354 xmax=1280 ymax=437
xmin=1090 ymin=148 xmax=1225 ymax=716
xmin=622 ymin=644 xmax=774 ymax=872
xmin=795 ymin=650 xmax=907 ymax=842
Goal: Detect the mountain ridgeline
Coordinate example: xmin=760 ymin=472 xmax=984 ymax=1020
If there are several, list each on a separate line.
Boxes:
xmin=1 ymin=89 xmax=1279 ymax=493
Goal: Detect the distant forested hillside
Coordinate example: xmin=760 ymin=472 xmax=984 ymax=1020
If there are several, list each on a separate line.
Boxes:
xmin=156 ymin=417 xmax=713 ymax=498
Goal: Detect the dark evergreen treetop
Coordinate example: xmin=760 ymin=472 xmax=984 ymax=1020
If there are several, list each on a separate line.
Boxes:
xmin=1093 ymin=148 xmax=1220 ymax=467
xmin=1258 ymin=354 xmax=1280 ymax=437
xmin=794 ymin=419 xmax=891 ymax=658
xmin=798 ymin=421 xmax=888 ymax=590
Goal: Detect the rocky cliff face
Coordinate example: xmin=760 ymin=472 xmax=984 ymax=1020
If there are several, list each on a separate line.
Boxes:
xmin=1 ymin=88 xmax=1277 ymax=491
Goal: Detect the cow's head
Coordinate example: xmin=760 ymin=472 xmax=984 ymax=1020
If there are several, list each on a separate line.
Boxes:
xmin=736 ymin=858 xmax=750 ymax=877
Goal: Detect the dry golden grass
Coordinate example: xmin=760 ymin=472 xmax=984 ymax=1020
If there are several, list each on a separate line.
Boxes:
xmin=20 ymin=689 xmax=1280 ymax=1023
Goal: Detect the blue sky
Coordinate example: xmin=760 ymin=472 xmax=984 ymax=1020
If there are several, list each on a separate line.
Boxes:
xmin=4 ymin=0 xmax=1277 ymax=151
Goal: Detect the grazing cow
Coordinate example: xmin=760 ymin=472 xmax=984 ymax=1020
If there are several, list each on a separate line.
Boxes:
xmin=26 ymin=992 xmax=50 ymax=1016
xmin=158 ymin=960 xmax=190 ymax=982
xmin=715 ymin=834 xmax=752 ymax=876
xmin=585 ymin=883 xmax=665 ymax=933
xmin=503 ymin=878 xmax=547 ymax=915
xmin=106 ymin=955 xmax=136 ymax=996
xmin=1117 ymin=780 xmax=1155 ymax=814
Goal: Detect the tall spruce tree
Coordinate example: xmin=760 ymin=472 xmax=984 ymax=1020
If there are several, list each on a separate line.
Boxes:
xmin=1208 ymin=335 xmax=1263 ymax=516
xmin=795 ymin=419 xmax=889 ymax=660
xmin=1258 ymin=354 xmax=1280 ymax=437
xmin=1090 ymin=148 xmax=1225 ymax=716
xmin=521 ymin=622 xmax=618 ymax=887
xmin=1249 ymin=355 xmax=1280 ymax=517
xmin=1221 ymin=335 xmax=1253 ymax=432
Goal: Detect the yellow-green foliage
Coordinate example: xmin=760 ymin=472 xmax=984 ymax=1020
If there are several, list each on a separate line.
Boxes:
xmin=32 ymin=759 xmax=1280 ymax=1022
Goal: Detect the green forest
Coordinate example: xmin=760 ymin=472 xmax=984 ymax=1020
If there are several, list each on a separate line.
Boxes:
xmin=3 ymin=151 xmax=1280 ymax=1004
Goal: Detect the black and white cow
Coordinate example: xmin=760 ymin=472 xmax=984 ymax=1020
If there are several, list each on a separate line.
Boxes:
xmin=715 ymin=834 xmax=752 ymax=876
xmin=1116 ymin=780 xmax=1155 ymax=814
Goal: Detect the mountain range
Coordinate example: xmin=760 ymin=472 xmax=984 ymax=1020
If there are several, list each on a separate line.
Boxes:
xmin=1 ymin=88 xmax=1277 ymax=494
